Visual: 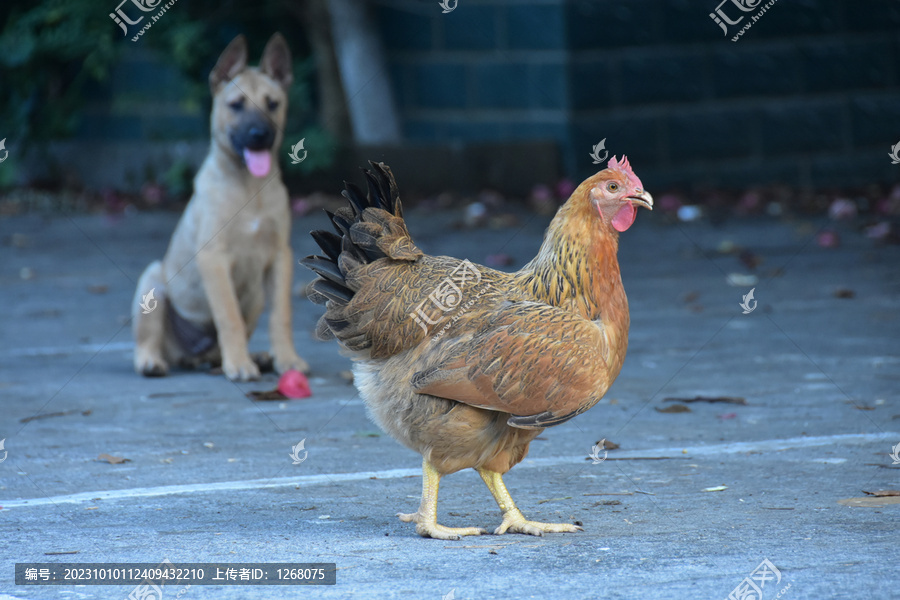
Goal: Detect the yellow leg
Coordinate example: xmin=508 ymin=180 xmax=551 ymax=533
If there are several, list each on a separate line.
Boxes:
xmin=397 ymin=458 xmax=487 ymax=540
xmin=477 ymin=468 xmax=583 ymax=536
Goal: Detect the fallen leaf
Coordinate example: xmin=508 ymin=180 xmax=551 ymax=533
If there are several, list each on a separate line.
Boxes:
xmin=738 ymin=250 xmax=762 ymax=270
xmin=247 ymin=370 xmax=310 ymax=401
xmin=664 ymin=396 xmax=747 ymax=405
xmin=718 ymin=412 xmax=738 ymax=420
xmin=683 ymin=291 xmax=700 ymax=303
xmin=97 ymin=453 xmax=129 ymax=464
xmin=702 ymin=486 xmax=728 ymax=492
xmin=854 ymin=405 xmax=876 ymax=411
xmin=862 ymin=490 xmax=900 ymax=497
xmin=44 ymin=551 xmax=79 ymax=555
xmin=833 ymin=288 xmax=855 ymax=299
xmin=87 ymin=285 xmax=109 ymax=295
xmin=246 ymin=389 xmax=287 ymax=401
xmin=20 ymin=409 xmax=90 ymax=424
xmin=595 ymin=439 xmax=620 ymax=450
xmin=838 ymin=496 xmax=900 ymax=507
xmin=656 ymin=404 xmax=691 ymax=413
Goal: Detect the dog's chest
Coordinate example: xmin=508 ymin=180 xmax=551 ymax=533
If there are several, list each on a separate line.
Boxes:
xmin=236 ymin=210 xmax=280 ymax=243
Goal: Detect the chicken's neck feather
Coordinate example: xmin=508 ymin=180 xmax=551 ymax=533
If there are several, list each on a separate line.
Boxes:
xmin=517 ymin=197 xmax=630 ymax=367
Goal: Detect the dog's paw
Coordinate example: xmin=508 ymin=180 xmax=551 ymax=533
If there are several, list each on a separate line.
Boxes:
xmin=251 ymin=352 xmax=275 ymax=373
xmin=223 ymin=357 xmax=261 ymax=381
xmin=275 ymin=353 xmax=310 ymax=375
xmin=136 ymin=355 xmax=169 ymax=377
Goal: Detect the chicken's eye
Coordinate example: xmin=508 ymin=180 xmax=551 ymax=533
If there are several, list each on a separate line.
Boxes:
xmin=607 ymin=182 xmax=619 ymax=192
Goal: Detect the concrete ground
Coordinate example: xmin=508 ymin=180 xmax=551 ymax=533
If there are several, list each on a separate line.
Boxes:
xmin=0 ymin=201 xmax=898 ymax=600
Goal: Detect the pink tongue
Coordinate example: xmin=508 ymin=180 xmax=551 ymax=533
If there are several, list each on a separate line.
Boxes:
xmin=243 ymin=149 xmax=271 ymax=178
xmin=612 ymin=202 xmax=637 ymax=232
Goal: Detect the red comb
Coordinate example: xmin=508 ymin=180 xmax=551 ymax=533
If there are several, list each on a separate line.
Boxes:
xmin=607 ymin=155 xmax=644 ymax=190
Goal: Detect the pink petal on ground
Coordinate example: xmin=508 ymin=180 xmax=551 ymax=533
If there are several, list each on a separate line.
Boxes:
xmin=277 ymin=370 xmax=312 ymax=399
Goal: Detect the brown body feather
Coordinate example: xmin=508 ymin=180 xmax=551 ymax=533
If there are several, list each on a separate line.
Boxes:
xmin=304 ymin=163 xmax=634 ymax=476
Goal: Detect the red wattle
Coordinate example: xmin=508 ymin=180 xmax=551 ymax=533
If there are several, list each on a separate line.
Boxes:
xmin=612 ymin=202 xmax=637 ymax=232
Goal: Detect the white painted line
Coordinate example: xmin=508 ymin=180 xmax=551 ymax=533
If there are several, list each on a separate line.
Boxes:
xmin=1 ymin=432 xmax=895 ymax=510
xmin=7 ymin=341 xmax=134 ymax=358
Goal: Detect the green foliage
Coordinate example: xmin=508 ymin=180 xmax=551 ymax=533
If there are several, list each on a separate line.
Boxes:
xmin=0 ymin=0 xmax=120 ymax=143
xmin=0 ymin=0 xmax=333 ymax=173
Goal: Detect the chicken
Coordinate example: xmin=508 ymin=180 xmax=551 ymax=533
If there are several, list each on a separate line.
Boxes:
xmin=302 ymin=158 xmax=652 ymax=539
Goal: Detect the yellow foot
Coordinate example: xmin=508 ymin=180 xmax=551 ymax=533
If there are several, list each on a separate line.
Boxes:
xmin=494 ymin=512 xmax=583 ymax=536
xmin=397 ymin=512 xmax=487 ymax=540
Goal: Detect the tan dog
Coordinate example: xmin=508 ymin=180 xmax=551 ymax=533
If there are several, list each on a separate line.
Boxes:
xmin=132 ymin=33 xmax=308 ymax=381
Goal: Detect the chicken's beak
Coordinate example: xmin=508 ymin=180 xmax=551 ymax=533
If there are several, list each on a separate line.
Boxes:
xmin=628 ymin=189 xmax=653 ymax=210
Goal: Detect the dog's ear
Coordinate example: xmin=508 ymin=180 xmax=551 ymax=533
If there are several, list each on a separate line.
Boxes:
xmin=260 ymin=33 xmax=293 ymax=91
xmin=209 ymin=34 xmax=248 ymax=93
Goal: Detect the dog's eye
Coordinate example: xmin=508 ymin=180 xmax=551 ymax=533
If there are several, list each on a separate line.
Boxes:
xmin=266 ymin=98 xmax=280 ymax=111
xmin=229 ymin=98 xmax=245 ymax=111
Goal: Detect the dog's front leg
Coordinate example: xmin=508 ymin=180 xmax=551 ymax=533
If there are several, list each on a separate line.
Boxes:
xmin=267 ymin=244 xmax=309 ymax=374
xmin=196 ymin=250 xmax=260 ymax=381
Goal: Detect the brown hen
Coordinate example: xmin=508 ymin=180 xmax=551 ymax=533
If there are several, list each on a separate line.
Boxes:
xmin=302 ymin=158 xmax=652 ymax=539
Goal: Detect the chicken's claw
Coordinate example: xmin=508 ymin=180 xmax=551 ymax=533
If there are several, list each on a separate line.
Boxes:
xmin=478 ymin=467 xmax=584 ymax=536
xmin=399 ymin=458 xmax=488 ymax=540
xmin=397 ymin=512 xmax=487 ymax=540
xmin=493 ymin=512 xmax=583 ymax=536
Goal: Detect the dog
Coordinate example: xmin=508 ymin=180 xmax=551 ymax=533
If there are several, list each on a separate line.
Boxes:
xmin=132 ymin=33 xmax=308 ymax=381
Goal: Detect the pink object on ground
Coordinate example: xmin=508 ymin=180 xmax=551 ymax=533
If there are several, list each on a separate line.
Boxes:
xmin=277 ymin=370 xmax=312 ymax=399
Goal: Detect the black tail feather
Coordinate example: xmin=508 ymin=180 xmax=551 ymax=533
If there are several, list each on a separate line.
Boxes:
xmin=343 ymin=182 xmax=368 ymax=216
xmin=302 ymin=255 xmax=345 ymax=285
xmin=303 ymin=162 xmax=410 ymax=321
xmin=310 ymin=230 xmax=342 ymax=262
xmin=307 ymin=278 xmax=354 ymax=304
